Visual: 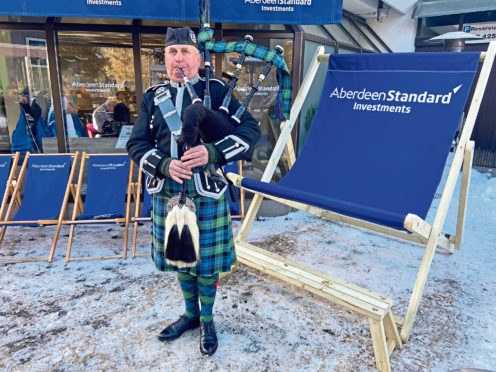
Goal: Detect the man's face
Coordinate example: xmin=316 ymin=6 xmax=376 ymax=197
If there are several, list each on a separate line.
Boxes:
xmin=164 ymin=44 xmax=202 ymax=82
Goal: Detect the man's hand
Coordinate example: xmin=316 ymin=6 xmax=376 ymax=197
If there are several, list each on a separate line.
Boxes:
xmin=181 ymin=145 xmax=208 ymax=170
xmin=168 ymin=159 xmax=192 ymax=184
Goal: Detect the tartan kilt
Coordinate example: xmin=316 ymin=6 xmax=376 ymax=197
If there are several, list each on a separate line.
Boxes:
xmin=151 ymin=177 xmax=236 ymax=277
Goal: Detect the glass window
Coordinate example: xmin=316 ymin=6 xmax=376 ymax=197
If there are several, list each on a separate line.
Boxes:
xmin=299 ymin=41 xmax=334 ymax=153
xmin=57 ymin=31 xmax=136 ymax=141
xmin=223 ymin=23 xmax=287 ymax=31
xmin=142 ymin=20 xmax=198 ymax=28
xmin=0 ymin=16 xmax=47 ymax=23
xmin=354 ymin=22 xmax=389 ymax=52
xmin=324 ymin=24 xmax=358 ymax=46
xmin=141 ymin=34 xmax=166 ymax=91
xmin=301 ymin=25 xmax=329 ymax=39
xmin=60 ymin=17 xmax=133 ymax=25
xmin=220 ymin=36 xmax=293 ymax=179
xmin=0 ymin=29 xmax=50 ymax=153
xmin=341 ymin=16 xmax=376 ymax=51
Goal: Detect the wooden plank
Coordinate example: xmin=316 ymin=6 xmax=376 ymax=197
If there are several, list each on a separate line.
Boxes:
xmin=401 ymin=41 xmax=496 ymax=343
xmin=455 ymin=141 xmax=474 ymax=250
xmin=67 ymin=255 xmax=124 ymax=261
xmin=236 ymin=241 xmax=391 ymax=319
xmin=369 ymin=318 xmax=391 ymax=372
xmin=404 ymin=214 xmax=453 ymax=253
xmin=238 ymin=240 xmax=392 ymax=304
xmin=237 ymin=252 xmax=386 ymax=320
xmin=49 ymin=152 xmax=80 ymax=262
xmin=0 ymin=257 xmax=49 ymax=262
xmin=0 ymin=153 xmax=29 ymax=247
xmin=384 ymin=310 xmax=402 ymax=353
xmin=0 ymin=153 xmax=20 ymax=221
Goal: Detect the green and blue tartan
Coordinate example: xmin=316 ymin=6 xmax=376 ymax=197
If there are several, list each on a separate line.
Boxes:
xmin=151 ymin=177 xmax=236 ymax=277
xmin=198 ymin=28 xmax=292 ymax=121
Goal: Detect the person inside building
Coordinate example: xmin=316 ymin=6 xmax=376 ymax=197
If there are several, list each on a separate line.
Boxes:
xmin=92 ymin=97 xmax=118 ymax=136
xmin=126 ymin=27 xmax=260 ymax=356
xmin=114 ymin=91 xmax=131 ymax=125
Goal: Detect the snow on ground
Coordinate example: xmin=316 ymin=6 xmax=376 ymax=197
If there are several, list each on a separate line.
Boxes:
xmin=1 ymin=167 xmax=495 ymax=371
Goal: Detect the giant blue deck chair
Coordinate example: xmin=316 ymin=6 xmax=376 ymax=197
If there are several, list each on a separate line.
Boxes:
xmin=227 ymin=43 xmax=496 ymax=372
xmin=62 ymin=153 xmax=133 ymax=262
xmin=0 ymin=153 xmax=79 ymax=263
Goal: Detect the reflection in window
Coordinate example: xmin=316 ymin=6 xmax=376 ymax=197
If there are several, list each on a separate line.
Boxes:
xmin=0 ymin=29 xmax=51 ymax=153
xmin=324 ymin=24 xmax=358 ymax=47
xmin=222 ymin=23 xmax=287 ymax=31
xmin=301 ymin=25 xmax=329 ymax=39
xmin=299 ymin=41 xmax=334 ymax=153
xmin=57 ymin=31 xmax=136 ymax=139
xmin=221 ymin=36 xmax=293 ymax=179
xmin=354 ymin=22 xmax=389 ymax=52
xmin=141 ymin=34 xmax=166 ymax=90
xmin=341 ymin=17 xmax=376 ymax=51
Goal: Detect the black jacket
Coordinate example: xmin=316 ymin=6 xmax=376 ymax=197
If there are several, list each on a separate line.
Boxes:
xmin=127 ymin=76 xmax=260 ymax=168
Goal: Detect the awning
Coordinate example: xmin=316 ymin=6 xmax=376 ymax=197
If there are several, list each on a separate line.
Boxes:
xmin=413 ymin=0 xmax=496 ymax=19
xmin=0 ymin=0 xmax=342 ymax=25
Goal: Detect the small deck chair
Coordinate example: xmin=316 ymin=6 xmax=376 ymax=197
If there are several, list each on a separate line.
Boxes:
xmin=0 ymin=152 xmax=79 ymax=263
xmin=63 ymin=153 xmax=133 ymax=262
xmin=131 ymin=169 xmax=152 ymax=259
xmin=228 ymin=43 xmax=496 ymax=371
xmin=0 ymin=153 xmax=21 ymax=221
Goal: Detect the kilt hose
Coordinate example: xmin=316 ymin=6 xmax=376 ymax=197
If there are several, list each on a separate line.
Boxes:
xmin=151 ymin=177 xmax=236 ymax=277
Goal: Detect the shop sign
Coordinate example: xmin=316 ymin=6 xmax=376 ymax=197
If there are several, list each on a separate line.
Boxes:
xmin=0 ymin=0 xmax=342 ymax=25
xmin=462 ymin=23 xmax=496 ymax=42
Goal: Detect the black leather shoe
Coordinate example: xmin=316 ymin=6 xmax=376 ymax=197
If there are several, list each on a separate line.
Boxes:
xmin=158 ymin=315 xmax=200 ymax=341
xmin=199 ymin=321 xmax=218 ymax=356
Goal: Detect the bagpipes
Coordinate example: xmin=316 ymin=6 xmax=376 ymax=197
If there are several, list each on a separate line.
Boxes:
xmin=164 ymin=0 xmax=292 ymax=268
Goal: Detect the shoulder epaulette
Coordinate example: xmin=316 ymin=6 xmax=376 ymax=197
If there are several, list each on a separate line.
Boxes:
xmin=145 ymin=81 xmax=169 ymax=94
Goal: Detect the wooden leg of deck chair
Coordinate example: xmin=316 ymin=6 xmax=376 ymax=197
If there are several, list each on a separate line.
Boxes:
xmin=132 ymin=221 xmax=138 ymax=259
xmin=237 ymin=193 xmax=264 ymax=242
xmin=65 ymin=224 xmax=76 ymax=263
xmin=15 ymin=192 xmax=22 ymax=208
xmin=0 ymin=226 xmax=7 ymax=247
xmin=49 ymin=223 xmax=63 ymax=263
xmin=454 ymin=141 xmax=474 ymax=251
xmin=369 ymin=318 xmax=391 ymax=372
xmin=384 ymin=310 xmax=402 ymax=353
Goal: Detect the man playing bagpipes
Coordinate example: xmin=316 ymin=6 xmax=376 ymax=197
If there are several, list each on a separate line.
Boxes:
xmin=126 ymin=27 xmax=260 ymax=356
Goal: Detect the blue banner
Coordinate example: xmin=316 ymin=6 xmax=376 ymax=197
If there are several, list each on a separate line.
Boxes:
xmin=0 ymin=0 xmax=341 ymax=25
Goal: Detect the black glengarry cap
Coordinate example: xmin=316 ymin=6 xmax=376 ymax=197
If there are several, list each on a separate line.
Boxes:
xmin=165 ymin=27 xmax=198 ymax=50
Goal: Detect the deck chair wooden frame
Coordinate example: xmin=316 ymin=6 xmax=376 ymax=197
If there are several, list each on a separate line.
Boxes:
xmin=0 ymin=152 xmax=80 ymax=263
xmin=131 ymin=167 xmax=151 ymax=259
xmin=63 ymin=152 xmax=133 ymax=262
xmin=0 ymin=152 xmax=21 ymax=221
xmin=131 ymin=160 xmax=246 ymax=258
xmin=227 ymin=43 xmax=496 ymax=372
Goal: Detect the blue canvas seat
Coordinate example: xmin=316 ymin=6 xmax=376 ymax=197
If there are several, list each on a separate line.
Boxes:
xmin=63 ymin=153 xmax=133 ymax=262
xmin=241 ymin=52 xmax=479 ymax=230
xmin=227 ymin=43 xmax=496 ymax=371
xmin=0 ymin=153 xmax=79 ymax=263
